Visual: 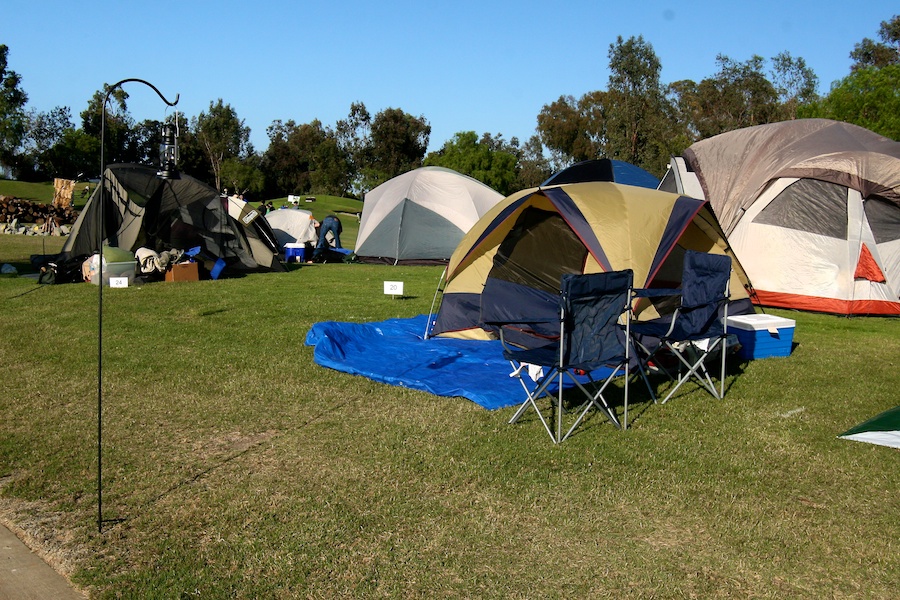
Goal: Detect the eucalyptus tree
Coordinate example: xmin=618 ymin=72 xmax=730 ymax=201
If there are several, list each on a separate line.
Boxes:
xmin=424 ymin=131 xmax=518 ymax=195
xmin=604 ymin=35 xmax=682 ymax=175
xmin=192 ymin=99 xmax=250 ymax=193
xmin=850 ymin=15 xmax=900 ymax=71
xmin=770 ymin=51 xmax=819 ymax=120
xmin=366 ymin=107 xmax=430 ymax=187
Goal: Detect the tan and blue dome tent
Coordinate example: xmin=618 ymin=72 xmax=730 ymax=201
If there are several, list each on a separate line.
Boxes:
xmin=355 ymin=166 xmax=504 ymax=264
xmin=430 ymin=181 xmax=754 ymax=340
xmin=661 ymin=119 xmax=900 ymax=316
xmin=61 ymin=164 xmax=283 ymax=276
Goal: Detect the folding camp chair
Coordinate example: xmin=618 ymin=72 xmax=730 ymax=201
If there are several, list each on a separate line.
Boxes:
xmin=631 ymin=251 xmax=732 ymax=404
xmin=484 ymin=270 xmax=638 ymax=443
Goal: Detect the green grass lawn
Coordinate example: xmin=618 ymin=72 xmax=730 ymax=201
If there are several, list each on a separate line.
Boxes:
xmin=0 ymin=179 xmax=59 ymax=203
xmin=0 ymin=235 xmax=898 ymax=598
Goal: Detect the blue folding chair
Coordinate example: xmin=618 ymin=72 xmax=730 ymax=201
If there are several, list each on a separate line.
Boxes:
xmin=631 ymin=251 xmax=732 ymax=404
xmin=484 ymin=270 xmax=640 ymax=442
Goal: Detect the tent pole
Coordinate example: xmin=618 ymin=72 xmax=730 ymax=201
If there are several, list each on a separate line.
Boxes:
xmin=424 ymin=268 xmax=447 ymax=339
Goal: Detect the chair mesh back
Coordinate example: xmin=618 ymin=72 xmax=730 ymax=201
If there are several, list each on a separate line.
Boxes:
xmin=681 ymin=251 xmax=731 ymax=308
xmin=560 ymin=270 xmax=632 ymax=370
xmin=676 ymin=251 xmax=731 ymax=340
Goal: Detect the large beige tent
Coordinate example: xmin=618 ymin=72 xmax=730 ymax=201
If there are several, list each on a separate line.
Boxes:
xmin=355 ymin=167 xmax=504 ymax=264
xmin=661 ymin=119 xmax=900 ymax=315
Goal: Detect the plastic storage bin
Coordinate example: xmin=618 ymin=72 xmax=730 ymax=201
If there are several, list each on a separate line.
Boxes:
xmin=91 ymin=260 xmax=137 ymax=287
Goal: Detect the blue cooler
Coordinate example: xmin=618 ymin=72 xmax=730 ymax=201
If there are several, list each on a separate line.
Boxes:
xmin=284 ymin=243 xmax=306 ymax=263
xmin=726 ymin=314 xmax=795 ymax=359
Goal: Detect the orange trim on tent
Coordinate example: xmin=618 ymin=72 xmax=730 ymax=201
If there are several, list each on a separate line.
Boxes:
xmin=854 ymin=243 xmax=887 ymax=283
xmin=753 ymin=290 xmax=900 ymax=316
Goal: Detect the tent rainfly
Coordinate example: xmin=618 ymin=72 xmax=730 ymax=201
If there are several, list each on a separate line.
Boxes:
xmin=839 ymin=406 xmax=900 ymax=449
xmin=431 ymin=181 xmax=755 ymax=340
xmin=61 ymin=164 xmax=283 ymax=276
xmin=661 ymin=119 xmax=900 ymax=316
xmin=542 ymin=158 xmax=659 ymax=189
xmin=355 ymin=166 xmax=504 ymax=264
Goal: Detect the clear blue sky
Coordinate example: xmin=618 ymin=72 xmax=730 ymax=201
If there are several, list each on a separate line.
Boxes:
xmin=6 ymin=1 xmax=897 ymax=153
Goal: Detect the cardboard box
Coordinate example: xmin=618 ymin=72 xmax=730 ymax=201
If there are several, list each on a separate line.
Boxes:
xmin=726 ymin=314 xmax=795 ymax=359
xmin=165 ymin=261 xmax=199 ymax=282
xmin=90 ymin=260 xmax=137 ymax=287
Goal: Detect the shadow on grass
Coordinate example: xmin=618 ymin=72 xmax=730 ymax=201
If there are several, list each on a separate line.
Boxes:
xmin=509 ymin=355 xmax=752 ymax=440
xmin=101 ymin=397 xmax=356 ymax=530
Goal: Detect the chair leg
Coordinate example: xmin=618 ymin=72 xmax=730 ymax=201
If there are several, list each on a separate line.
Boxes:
xmin=632 ymin=339 xmax=674 ymax=405
xmin=507 ymin=366 xmax=560 ymax=443
xmin=560 ymin=367 xmax=624 ymax=442
xmin=660 ymin=338 xmax=724 ymax=403
xmin=720 ymin=333 xmax=727 ymax=399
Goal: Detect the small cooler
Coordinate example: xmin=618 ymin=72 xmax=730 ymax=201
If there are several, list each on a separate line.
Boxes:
xmin=284 ymin=243 xmax=306 ymax=263
xmin=726 ymin=314 xmax=795 ymax=359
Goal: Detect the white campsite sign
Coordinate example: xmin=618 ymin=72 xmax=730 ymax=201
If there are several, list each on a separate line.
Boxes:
xmin=384 ymin=281 xmax=404 ymax=297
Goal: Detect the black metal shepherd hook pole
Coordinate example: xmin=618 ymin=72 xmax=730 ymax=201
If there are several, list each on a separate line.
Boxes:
xmin=98 ymin=78 xmax=178 ymax=533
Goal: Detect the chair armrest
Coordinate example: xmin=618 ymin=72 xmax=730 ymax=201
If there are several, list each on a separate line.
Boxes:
xmin=634 ymin=287 xmax=681 ymax=299
xmin=483 ymin=316 xmax=558 ymax=327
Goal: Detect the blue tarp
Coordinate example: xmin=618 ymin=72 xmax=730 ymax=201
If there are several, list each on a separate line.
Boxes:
xmin=305 ymin=315 xmax=615 ymax=410
xmin=305 ymin=315 xmax=520 ymax=409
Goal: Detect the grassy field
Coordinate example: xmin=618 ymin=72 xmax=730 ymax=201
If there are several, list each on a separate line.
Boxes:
xmin=0 ymin=179 xmax=72 ymax=205
xmin=0 ymin=234 xmax=898 ymax=598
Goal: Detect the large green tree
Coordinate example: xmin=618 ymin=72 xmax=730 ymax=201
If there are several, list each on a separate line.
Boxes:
xmin=850 ymin=15 xmax=900 ymax=70
xmin=604 ymin=35 xmax=682 ymax=175
xmin=536 ymin=91 xmax=608 ymax=168
xmin=670 ymin=54 xmax=781 ymax=141
xmin=220 ymin=155 xmax=265 ymax=198
xmin=192 ymin=99 xmax=250 ymax=192
xmin=424 ymin=131 xmax=517 ymax=195
xmin=0 ymin=44 xmax=29 ymax=175
xmin=770 ymin=51 xmax=819 ymax=119
xmin=22 ymin=106 xmax=97 ymax=180
xmin=514 ymin=135 xmax=552 ymax=191
xmin=801 ymin=65 xmax=900 ymax=140
xmin=308 ymin=135 xmax=352 ymax=196
xmin=364 ymin=107 xmax=430 ymax=189
xmin=335 ymin=101 xmax=371 ymax=196
xmin=536 ymin=36 xmax=682 ymax=176
xmin=80 ymin=86 xmax=135 ymax=169
xmin=261 ymin=118 xmax=350 ymax=197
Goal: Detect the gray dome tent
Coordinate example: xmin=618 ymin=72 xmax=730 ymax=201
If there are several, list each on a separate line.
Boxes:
xmin=355 ymin=166 xmax=504 ymax=264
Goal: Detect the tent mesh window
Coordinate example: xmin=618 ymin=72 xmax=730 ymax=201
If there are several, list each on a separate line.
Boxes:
xmin=753 ymin=179 xmax=848 ymax=239
xmin=864 ymin=196 xmax=900 ymax=244
xmin=658 ymin=168 xmax=678 ymax=193
xmin=489 ymin=207 xmax=587 ymax=294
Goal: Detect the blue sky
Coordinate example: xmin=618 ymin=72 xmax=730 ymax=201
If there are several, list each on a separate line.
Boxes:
xmin=5 ymin=1 xmax=897 ymax=153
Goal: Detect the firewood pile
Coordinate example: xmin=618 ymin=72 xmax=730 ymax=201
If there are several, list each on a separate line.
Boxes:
xmin=1 ymin=195 xmax=80 ymax=230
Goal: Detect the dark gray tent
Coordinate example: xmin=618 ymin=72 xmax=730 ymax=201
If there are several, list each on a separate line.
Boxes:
xmin=61 ymin=164 xmax=283 ymax=276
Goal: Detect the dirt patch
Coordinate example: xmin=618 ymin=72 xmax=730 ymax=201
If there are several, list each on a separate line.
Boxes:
xmin=0 ymin=477 xmax=89 ymax=593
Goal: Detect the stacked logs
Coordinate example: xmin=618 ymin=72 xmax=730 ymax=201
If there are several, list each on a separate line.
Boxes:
xmin=0 ymin=195 xmax=80 ymax=227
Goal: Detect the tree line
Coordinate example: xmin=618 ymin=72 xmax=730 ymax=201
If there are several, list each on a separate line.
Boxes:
xmin=1 ymin=14 xmax=897 ymax=200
